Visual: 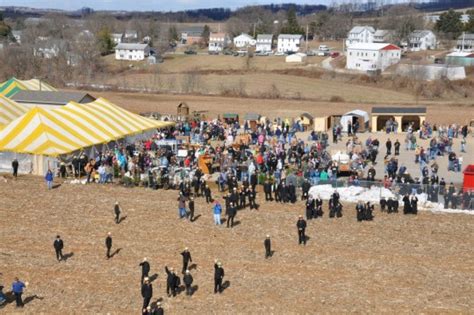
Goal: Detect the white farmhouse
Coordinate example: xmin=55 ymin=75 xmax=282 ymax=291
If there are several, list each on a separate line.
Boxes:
xmin=256 ymin=34 xmax=273 ymax=52
xmin=208 ymin=32 xmax=231 ymax=52
xmin=277 ymin=34 xmax=304 ymax=53
xmin=346 ymin=43 xmax=401 ymax=72
xmin=233 ymin=33 xmax=256 ymax=49
xmin=124 ymin=30 xmax=138 ymax=42
xmin=111 ymin=33 xmax=124 ymax=45
xmin=345 ymin=26 xmax=375 ymax=48
xmin=408 ymin=30 xmax=437 ymax=51
xmin=115 ymin=43 xmax=150 ymax=61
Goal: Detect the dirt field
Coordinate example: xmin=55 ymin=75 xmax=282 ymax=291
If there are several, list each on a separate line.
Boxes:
xmin=93 ymin=91 xmax=474 ymax=126
xmin=0 ymin=176 xmax=473 ymax=314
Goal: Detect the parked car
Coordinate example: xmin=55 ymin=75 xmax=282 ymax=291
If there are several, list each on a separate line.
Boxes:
xmin=319 ymin=45 xmax=329 ymax=51
xmin=184 ymin=49 xmax=197 ymax=55
xmin=223 ymin=49 xmax=233 ymax=55
xmin=330 ymin=52 xmax=340 ymax=58
xmin=208 ymin=51 xmax=219 ymax=55
xmin=275 ymin=51 xmax=285 ymax=56
xmin=317 ymin=51 xmax=329 ymax=56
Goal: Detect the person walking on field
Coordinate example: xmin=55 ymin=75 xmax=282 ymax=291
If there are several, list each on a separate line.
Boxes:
xmin=139 ymin=258 xmax=150 ymax=283
xmin=183 ymin=270 xmax=194 ymax=296
xmin=11 ymin=277 xmax=26 ymax=308
xmin=45 ymin=168 xmax=53 ymax=190
xmin=165 ymin=266 xmax=179 ymax=297
xmin=12 ymin=159 xmax=19 ymax=178
xmin=141 ymin=277 xmax=153 ymax=312
xmin=188 ymin=196 xmax=195 ymax=221
xmin=53 ymin=235 xmax=64 ymax=262
xmin=114 ymin=201 xmax=121 ymax=224
xmin=296 ymin=215 xmax=307 ymax=245
xmin=214 ymin=259 xmax=225 ymax=294
xmin=105 ymin=232 xmax=113 ymax=259
xmin=264 ymin=235 xmax=272 ymax=258
xmin=181 ymin=248 xmax=193 ymax=274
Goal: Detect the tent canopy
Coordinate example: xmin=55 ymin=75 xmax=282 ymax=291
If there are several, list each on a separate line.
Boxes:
xmin=0 ymin=95 xmax=28 ymax=128
xmin=0 ymin=97 xmax=174 ymax=156
xmin=0 ymin=77 xmax=56 ymax=97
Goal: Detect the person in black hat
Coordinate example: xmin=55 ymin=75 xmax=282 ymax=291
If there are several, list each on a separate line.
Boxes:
xmin=296 ymin=215 xmax=307 ymax=245
xmin=141 ymin=277 xmax=153 ymax=311
xmin=180 ymin=247 xmax=192 ymax=274
xmin=139 ymin=258 xmax=150 ymax=283
xmin=105 ymin=232 xmax=113 ymax=259
xmin=214 ymin=259 xmax=225 ymax=294
xmin=53 ymin=235 xmax=64 ymax=262
xmin=264 ymin=235 xmax=272 ymax=258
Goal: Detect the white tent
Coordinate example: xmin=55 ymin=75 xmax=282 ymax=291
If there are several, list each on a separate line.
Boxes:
xmin=340 ymin=109 xmax=369 ymax=132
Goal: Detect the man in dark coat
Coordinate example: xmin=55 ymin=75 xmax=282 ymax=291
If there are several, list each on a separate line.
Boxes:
xmin=165 ymin=266 xmax=179 ymax=297
xmin=250 ymin=172 xmax=258 ymax=192
xmin=386 ymin=138 xmax=392 ymax=156
xmin=364 ymin=202 xmax=374 ymax=220
xmin=394 ymin=139 xmax=401 ymax=155
xmin=227 ymin=202 xmax=237 ymax=228
xmin=264 ymin=179 xmax=273 ymax=201
xmin=105 ymin=232 xmax=113 ymax=259
xmin=402 ymin=194 xmax=411 ymax=214
xmin=356 ymin=201 xmax=365 ymax=222
xmin=305 ymin=198 xmax=314 ymax=220
xmin=288 ymin=182 xmax=296 ymax=203
xmin=114 ymin=201 xmax=121 ymax=224
xmin=296 ymin=215 xmax=307 ymax=245
xmin=410 ymin=195 xmax=418 ymax=214
xmin=239 ymin=189 xmax=246 ymax=209
xmin=264 ymin=235 xmax=272 ymax=258
xmin=188 ymin=197 xmax=195 ymax=221
xmin=204 ymin=184 xmax=212 ymax=204
xmin=181 ymin=248 xmax=193 ymax=274
xmin=183 ymin=270 xmax=194 ymax=296
xmin=12 ymin=159 xmax=19 ymax=178
xmin=139 ymin=258 xmax=150 ymax=283
xmin=301 ymin=179 xmax=311 ymax=200
xmin=141 ymin=277 xmax=153 ymax=311
xmin=53 ymin=235 xmax=64 ymax=262
xmin=248 ymin=188 xmax=257 ymax=209
xmin=380 ymin=197 xmax=387 ymax=212
xmin=214 ymin=260 xmax=225 ymax=294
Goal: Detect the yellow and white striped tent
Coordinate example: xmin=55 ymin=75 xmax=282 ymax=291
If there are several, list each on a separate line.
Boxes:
xmin=0 ymin=97 xmax=174 ymax=156
xmin=0 ymin=78 xmax=57 ymax=97
xmin=0 ymin=95 xmax=29 ymax=128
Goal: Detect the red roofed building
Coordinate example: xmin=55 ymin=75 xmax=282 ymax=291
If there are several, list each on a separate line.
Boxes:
xmin=347 ymin=43 xmax=401 ymax=72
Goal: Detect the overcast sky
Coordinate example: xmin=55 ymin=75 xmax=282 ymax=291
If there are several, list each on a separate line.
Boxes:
xmin=1 ymin=0 xmax=333 ymax=11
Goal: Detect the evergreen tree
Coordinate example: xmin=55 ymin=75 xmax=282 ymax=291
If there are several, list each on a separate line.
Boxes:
xmin=435 ymin=9 xmax=463 ymax=39
xmin=465 ymin=9 xmax=474 ymax=33
xmin=202 ymin=25 xmax=210 ymax=45
xmin=97 ymin=27 xmax=114 ymax=55
xmin=281 ymin=7 xmax=304 ymax=35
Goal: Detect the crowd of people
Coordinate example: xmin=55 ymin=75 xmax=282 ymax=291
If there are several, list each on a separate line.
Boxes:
xmin=3 ymin=114 xmax=473 ymax=312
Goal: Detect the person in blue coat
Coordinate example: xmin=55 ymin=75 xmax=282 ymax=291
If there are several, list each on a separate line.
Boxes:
xmin=11 ymin=277 xmax=26 ymax=307
xmin=213 ymin=200 xmax=222 ymax=225
xmin=45 ymin=169 xmax=53 ymax=190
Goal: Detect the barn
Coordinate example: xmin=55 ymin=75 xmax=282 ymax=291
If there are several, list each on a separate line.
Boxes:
xmin=371 ymin=107 xmax=426 ymax=132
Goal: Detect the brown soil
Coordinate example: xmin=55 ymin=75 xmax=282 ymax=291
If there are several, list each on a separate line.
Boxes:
xmin=0 ymin=175 xmax=473 ymax=314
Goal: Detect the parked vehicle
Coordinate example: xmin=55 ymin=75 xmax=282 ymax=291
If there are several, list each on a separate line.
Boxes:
xmin=208 ymin=51 xmax=219 ymax=55
xmin=275 ymin=51 xmax=285 ymax=56
xmin=330 ymin=52 xmax=340 ymax=58
xmin=223 ymin=49 xmax=233 ymax=55
xmin=319 ymin=45 xmax=329 ymax=51
xmin=184 ymin=49 xmax=197 ymax=55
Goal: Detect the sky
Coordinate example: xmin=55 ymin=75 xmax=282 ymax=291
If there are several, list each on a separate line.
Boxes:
xmin=0 ymin=0 xmax=333 ymax=12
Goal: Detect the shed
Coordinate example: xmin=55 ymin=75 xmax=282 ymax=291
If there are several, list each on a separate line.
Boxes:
xmin=463 ymin=164 xmax=474 ymax=193
xmin=446 ymin=51 xmax=474 ymax=67
xmin=286 ymin=53 xmax=307 ymax=63
xmin=371 ymin=107 xmax=426 ymax=132
xmin=299 ymin=113 xmax=314 ymax=130
xmin=177 ymin=102 xmax=190 ymax=116
xmin=340 ymin=110 xmax=369 ymax=133
xmin=244 ymin=113 xmax=261 ymax=131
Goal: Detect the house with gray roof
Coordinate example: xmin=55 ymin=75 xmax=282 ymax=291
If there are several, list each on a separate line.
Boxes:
xmin=456 ymin=33 xmax=474 ymax=51
xmin=408 ymin=30 xmax=436 ymax=51
xmin=277 ymin=34 xmax=304 ymax=53
xmin=115 ymin=43 xmax=150 ymax=61
xmin=256 ymin=34 xmax=273 ymax=52
xmin=345 ymin=26 xmax=375 ymax=48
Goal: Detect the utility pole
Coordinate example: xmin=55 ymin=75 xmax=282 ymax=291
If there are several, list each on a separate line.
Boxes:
xmin=305 ymin=24 xmax=309 ymax=52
